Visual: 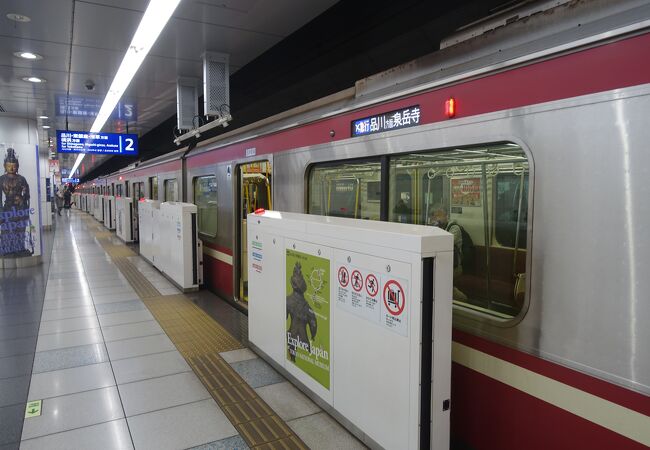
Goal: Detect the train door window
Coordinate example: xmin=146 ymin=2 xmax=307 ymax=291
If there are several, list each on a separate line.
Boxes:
xmin=236 ymin=161 xmax=273 ymax=305
xmin=125 ymin=181 xmax=129 ymax=198
xmin=308 ymin=160 xmax=381 ymax=220
xmin=388 ymin=143 xmax=530 ymax=319
xmin=194 ymin=176 xmax=218 ymax=237
xmin=116 ymin=184 xmax=123 ymax=197
xmin=149 ymin=176 xmax=158 ymax=200
xmin=111 ymin=183 xmax=115 ymax=196
xmin=164 ymin=178 xmax=178 ymax=201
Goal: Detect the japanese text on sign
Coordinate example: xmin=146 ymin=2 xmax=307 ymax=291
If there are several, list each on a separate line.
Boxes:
xmin=56 ymin=130 xmax=138 ymax=155
xmin=351 ymin=105 xmax=421 ymax=137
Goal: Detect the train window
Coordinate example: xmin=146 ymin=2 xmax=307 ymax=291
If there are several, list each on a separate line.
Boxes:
xmin=194 ymin=176 xmax=218 ymax=237
xmin=125 ymin=182 xmax=129 ymax=197
xmin=149 ymin=176 xmax=158 ymax=200
xmin=164 ymin=179 xmax=178 ymax=202
xmin=116 ymin=184 xmax=123 ymax=197
xmin=308 ymin=160 xmax=382 ymax=220
xmin=388 ymin=143 xmax=529 ymax=319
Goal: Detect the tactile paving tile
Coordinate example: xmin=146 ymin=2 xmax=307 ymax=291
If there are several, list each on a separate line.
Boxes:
xmin=112 ymin=258 xmax=160 ymax=298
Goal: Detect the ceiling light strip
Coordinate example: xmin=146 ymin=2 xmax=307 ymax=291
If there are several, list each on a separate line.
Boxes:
xmin=69 ymin=0 xmax=181 ymax=178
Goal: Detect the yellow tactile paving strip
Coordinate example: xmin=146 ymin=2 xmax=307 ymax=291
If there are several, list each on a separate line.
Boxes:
xmin=82 ymin=213 xmax=308 ymax=449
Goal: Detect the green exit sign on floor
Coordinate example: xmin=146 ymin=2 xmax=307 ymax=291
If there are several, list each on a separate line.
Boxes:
xmin=25 ymin=400 xmax=42 ymax=418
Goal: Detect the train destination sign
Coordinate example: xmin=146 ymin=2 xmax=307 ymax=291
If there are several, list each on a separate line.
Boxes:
xmin=351 ymin=105 xmax=421 ymax=137
xmin=56 ymin=131 xmax=139 ymax=155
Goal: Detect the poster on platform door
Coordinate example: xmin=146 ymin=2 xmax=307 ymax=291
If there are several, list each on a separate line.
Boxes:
xmin=285 ymin=246 xmax=330 ymax=389
xmin=0 ymin=143 xmax=41 ymax=258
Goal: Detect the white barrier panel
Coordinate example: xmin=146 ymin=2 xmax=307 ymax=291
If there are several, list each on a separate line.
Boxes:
xmin=157 ymin=202 xmax=202 ymax=291
xmin=73 ymin=193 xmax=81 ymax=209
xmin=116 ymin=197 xmax=135 ymax=243
xmin=247 ymin=211 xmax=453 ymax=450
xmin=103 ymin=196 xmax=116 ymax=230
xmin=138 ymin=199 xmax=160 ymax=265
xmin=93 ymin=195 xmax=104 ymax=222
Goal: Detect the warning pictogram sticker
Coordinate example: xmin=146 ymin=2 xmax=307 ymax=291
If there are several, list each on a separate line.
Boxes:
xmin=351 ymin=269 xmax=363 ymax=292
xmin=338 ymin=266 xmax=349 ymax=287
xmin=365 ymin=273 xmax=379 ymax=297
xmin=383 ymin=279 xmax=405 ymax=316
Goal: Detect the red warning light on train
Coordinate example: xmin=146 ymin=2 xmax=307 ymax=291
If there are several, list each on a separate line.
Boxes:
xmin=445 ymin=98 xmax=456 ymax=118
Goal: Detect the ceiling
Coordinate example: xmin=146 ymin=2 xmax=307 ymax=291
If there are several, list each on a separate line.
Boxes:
xmin=0 ymin=0 xmax=339 ymax=176
xmin=1 ymin=0 xmax=515 ymax=180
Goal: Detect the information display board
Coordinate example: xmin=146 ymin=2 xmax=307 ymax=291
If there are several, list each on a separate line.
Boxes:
xmin=248 ymin=211 xmax=453 ymax=450
xmin=57 ymin=131 xmax=138 ymax=155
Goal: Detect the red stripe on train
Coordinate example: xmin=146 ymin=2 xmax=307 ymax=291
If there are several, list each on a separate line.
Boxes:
xmin=203 ymin=241 xmax=233 ymax=256
xmin=202 ymin=254 xmax=233 ymax=297
xmin=187 ymin=32 xmax=650 ymax=167
xmin=451 ymin=362 xmax=647 ymax=450
xmin=453 ymin=329 xmax=650 ymax=417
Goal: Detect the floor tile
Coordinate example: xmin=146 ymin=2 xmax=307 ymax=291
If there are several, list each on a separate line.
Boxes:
xmin=127 ymin=399 xmax=238 ymax=450
xmin=94 ymin=299 xmax=146 ymax=315
xmin=106 ymin=334 xmax=176 ymax=361
xmin=0 ymin=313 xmax=40 ymax=327
xmin=28 ymin=362 xmax=115 ymax=400
xmin=98 ymin=310 xmax=154 ymax=328
xmin=0 ymin=322 xmax=40 ymax=341
xmin=119 ymin=372 xmax=211 ymax=417
xmin=42 ymin=297 xmax=94 ymax=310
xmin=40 ymin=306 xmax=95 ymax=321
xmin=0 ymin=354 xmax=33 ymax=379
xmin=230 ymin=358 xmax=284 ymax=388
xmin=111 ymin=350 xmax=190 ymax=384
xmin=188 ymin=435 xmax=249 ymax=450
xmin=0 ymin=336 xmax=37 ymax=358
xmin=288 ymin=412 xmax=365 ymax=450
xmin=0 ymin=376 xmax=30 ymax=408
xmin=101 ymin=320 xmax=164 ymax=342
xmin=38 ymin=316 xmax=99 ymax=335
xmin=255 ymin=381 xmax=320 ymax=421
xmin=0 ymin=404 xmax=24 ymax=446
xmin=19 ymin=418 xmax=133 ymax=450
xmin=220 ymin=348 xmax=257 ymax=364
xmin=20 ymin=386 xmax=124 ymax=440
xmin=36 ymin=327 xmax=104 ymax=352
xmin=32 ymin=343 xmax=108 ymax=373
xmin=92 ymin=294 xmax=141 ymax=305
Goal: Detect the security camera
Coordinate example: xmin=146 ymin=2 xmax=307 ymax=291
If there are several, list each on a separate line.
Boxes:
xmin=84 ymin=79 xmax=95 ymax=91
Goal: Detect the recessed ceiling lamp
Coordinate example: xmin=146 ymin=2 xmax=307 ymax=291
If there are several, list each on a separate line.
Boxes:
xmin=68 ymin=0 xmax=181 ymax=177
xmin=14 ymin=51 xmax=43 ymax=60
xmin=39 ymin=115 xmax=49 ymax=119
xmin=42 ymin=125 xmax=51 ymax=129
xmin=22 ymin=76 xmax=46 ymax=83
xmin=6 ymin=13 xmax=31 ymax=22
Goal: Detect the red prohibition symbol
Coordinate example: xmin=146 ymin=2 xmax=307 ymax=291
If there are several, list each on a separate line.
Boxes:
xmin=338 ymin=266 xmax=350 ymax=287
xmin=365 ymin=273 xmax=379 ymax=297
xmin=383 ymin=279 xmax=405 ymax=316
xmin=351 ymin=270 xmax=363 ymax=292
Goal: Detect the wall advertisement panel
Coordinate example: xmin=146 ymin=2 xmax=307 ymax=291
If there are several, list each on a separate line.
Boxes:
xmin=0 ymin=144 xmax=41 ymax=258
xmin=285 ymin=246 xmax=331 ymax=389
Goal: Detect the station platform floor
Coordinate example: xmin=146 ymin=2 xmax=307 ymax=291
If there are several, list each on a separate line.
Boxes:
xmin=0 ymin=210 xmax=366 ymax=450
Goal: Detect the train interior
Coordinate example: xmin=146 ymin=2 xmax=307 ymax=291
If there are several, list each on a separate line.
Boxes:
xmin=309 ymin=142 xmax=529 ymax=319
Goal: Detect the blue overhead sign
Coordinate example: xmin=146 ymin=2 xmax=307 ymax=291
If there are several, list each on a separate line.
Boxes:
xmin=57 ymin=130 xmax=139 ymax=155
xmin=62 ymin=178 xmax=79 ymax=183
xmin=55 ymin=95 xmax=137 ymax=121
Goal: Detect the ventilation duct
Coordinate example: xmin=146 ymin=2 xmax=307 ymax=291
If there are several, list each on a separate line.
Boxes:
xmin=202 ymin=52 xmax=230 ymax=118
xmin=176 ymin=77 xmax=199 ymax=131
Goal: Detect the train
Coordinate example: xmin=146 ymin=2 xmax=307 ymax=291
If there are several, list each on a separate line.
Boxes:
xmin=75 ymin=1 xmax=650 ymax=448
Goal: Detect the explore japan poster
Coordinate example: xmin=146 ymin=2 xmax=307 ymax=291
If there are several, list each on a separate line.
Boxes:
xmin=0 ymin=143 xmax=41 ymax=258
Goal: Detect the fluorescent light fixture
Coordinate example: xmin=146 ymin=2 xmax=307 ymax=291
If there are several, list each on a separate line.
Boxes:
xmin=68 ymin=0 xmax=181 ymax=178
xmin=14 ymin=51 xmax=42 ymax=60
xmin=42 ymin=125 xmax=50 ymax=129
xmin=22 ymin=76 xmax=45 ymax=83
xmin=39 ymin=115 xmax=48 ymax=119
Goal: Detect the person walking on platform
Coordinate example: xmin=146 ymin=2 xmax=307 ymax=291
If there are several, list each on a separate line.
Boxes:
xmin=63 ymin=185 xmax=72 ymax=209
xmin=55 ymin=185 xmax=64 ymax=216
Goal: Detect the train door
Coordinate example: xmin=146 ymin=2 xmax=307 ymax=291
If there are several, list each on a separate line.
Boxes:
xmin=235 ymin=161 xmax=272 ymax=305
xmin=132 ymin=181 xmax=144 ymax=241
